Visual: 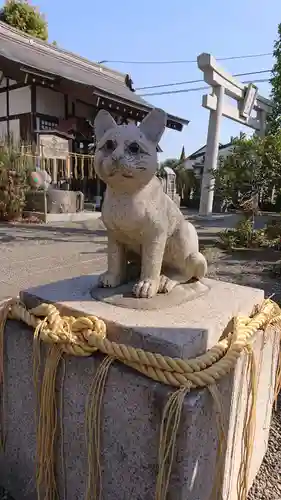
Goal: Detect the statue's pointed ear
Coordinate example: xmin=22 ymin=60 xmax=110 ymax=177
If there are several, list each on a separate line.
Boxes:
xmin=139 ymin=108 xmax=166 ymax=144
xmin=94 ymin=110 xmax=117 ymax=142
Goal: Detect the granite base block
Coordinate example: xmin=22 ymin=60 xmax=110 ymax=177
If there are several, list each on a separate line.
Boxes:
xmin=0 ymin=278 xmax=279 ymax=500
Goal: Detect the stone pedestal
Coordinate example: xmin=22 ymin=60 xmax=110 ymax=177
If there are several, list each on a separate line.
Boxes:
xmin=0 ymin=276 xmax=279 ymax=500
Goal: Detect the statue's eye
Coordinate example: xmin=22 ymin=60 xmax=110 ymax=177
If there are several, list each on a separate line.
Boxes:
xmin=104 ymin=139 xmax=116 ymax=151
xmin=128 ymin=142 xmax=140 ymax=154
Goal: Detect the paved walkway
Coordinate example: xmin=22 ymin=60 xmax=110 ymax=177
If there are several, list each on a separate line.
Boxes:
xmin=0 ymin=219 xmax=107 ymax=300
xmin=0 ymin=212 xmax=278 ymax=300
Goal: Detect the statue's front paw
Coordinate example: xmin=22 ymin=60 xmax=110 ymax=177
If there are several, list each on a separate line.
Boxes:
xmin=158 ymin=275 xmax=177 ymax=294
xmin=98 ymin=272 xmax=122 ymax=288
xmin=132 ymin=279 xmax=159 ymax=298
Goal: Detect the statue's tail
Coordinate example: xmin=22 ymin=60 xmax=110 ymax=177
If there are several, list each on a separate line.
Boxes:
xmin=186 ymin=252 xmax=207 ymax=280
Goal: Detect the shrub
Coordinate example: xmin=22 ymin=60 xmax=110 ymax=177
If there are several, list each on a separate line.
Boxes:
xmin=235 ymin=218 xmax=254 ymax=247
xmin=218 ymin=217 xmax=279 ymax=250
xmin=0 ymin=141 xmax=33 ymax=221
xmin=219 ymin=230 xmax=237 ymax=250
xmin=265 ymin=218 xmax=281 ymax=240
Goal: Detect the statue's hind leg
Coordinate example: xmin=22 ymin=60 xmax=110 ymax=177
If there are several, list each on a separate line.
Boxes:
xmin=154 ymin=218 xmax=208 ymax=295
xmin=157 ymin=223 xmax=207 ymax=293
xmin=157 ymin=251 xmax=207 ymax=294
xmin=170 ymin=222 xmax=207 ymax=282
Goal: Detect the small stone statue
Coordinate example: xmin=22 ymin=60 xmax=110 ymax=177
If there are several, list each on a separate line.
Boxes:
xmin=30 ymin=170 xmax=52 ymax=191
xmin=94 ymin=108 xmax=207 ymax=299
xmin=28 ymin=170 xmax=84 ymax=214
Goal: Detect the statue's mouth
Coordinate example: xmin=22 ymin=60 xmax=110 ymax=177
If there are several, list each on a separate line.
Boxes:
xmin=108 ymin=168 xmax=133 ymax=179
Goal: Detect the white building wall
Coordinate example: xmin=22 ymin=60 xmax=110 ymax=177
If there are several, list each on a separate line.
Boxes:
xmin=0 ymin=93 xmax=6 ymax=117
xmin=0 ymin=120 xmax=20 ymax=143
xmin=9 ymin=86 xmax=31 ymax=115
xmin=217 ymin=146 xmax=233 ymax=160
xmin=0 ymin=78 xmax=7 ymax=89
xmin=36 ymin=87 xmax=65 ymax=117
xmin=0 ymin=121 xmax=7 ymax=139
xmin=191 ymin=145 xmax=233 ymax=168
xmin=9 ymin=118 xmax=20 ymax=143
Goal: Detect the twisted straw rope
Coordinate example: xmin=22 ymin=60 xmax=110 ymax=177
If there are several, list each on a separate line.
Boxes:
xmin=1 ymin=296 xmax=281 ymax=500
xmin=4 ymin=297 xmax=281 ymax=389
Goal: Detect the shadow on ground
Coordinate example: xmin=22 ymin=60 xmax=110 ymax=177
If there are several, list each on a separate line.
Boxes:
xmin=0 ymin=222 xmax=107 ymax=244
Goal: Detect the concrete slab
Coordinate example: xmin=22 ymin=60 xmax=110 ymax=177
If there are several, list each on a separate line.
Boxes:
xmin=21 ymin=275 xmax=264 ymax=359
xmin=90 ymin=278 xmax=210 ymax=310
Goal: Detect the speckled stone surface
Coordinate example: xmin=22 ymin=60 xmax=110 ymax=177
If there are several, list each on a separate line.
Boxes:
xmin=90 ymin=279 xmax=210 ymax=310
xmin=0 ymin=279 xmax=278 ymax=499
xmin=21 ymin=275 xmax=264 ymax=359
xmin=93 ymin=108 xmax=207 ymax=299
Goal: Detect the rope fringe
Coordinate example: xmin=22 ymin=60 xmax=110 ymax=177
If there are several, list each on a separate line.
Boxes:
xmin=36 ymin=345 xmax=63 ymax=500
xmin=0 ymin=300 xmax=10 ymax=451
xmin=237 ymin=347 xmax=257 ymax=500
xmin=0 ymin=297 xmax=280 ymax=500
xmin=208 ymin=383 xmax=227 ymax=500
xmin=155 ymin=384 xmax=191 ymax=500
xmin=85 ymin=355 xmax=115 ymax=500
xmin=274 ymin=347 xmax=281 ymax=408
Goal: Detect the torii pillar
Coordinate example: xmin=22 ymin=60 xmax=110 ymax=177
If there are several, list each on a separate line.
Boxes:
xmin=199 ymin=84 xmax=224 ymax=216
xmin=197 ymin=53 xmax=272 ymax=217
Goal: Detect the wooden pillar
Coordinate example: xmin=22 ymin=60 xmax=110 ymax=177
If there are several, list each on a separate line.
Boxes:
xmin=64 ymin=94 xmax=69 ymax=120
xmin=30 ymin=83 xmax=37 ymax=152
xmin=72 ymin=101 xmax=75 ymax=117
xmin=6 ymin=78 xmax=10 ymax=143
xmin=53 ymin=158 xmax=58 ymax=185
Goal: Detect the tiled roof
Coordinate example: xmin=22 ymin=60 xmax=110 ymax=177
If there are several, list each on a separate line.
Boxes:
xmin=0 ymin=22 xmax=189 ymax=129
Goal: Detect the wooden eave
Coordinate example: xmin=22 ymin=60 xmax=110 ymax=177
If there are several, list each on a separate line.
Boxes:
xmin=0 ymin=22 xmax=189 ymax=132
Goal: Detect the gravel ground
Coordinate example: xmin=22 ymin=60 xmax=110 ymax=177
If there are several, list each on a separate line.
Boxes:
xmin=248 ymin=395 xmax=281 ymax=499
xmin=202 ymin=244 xmax=281 ymax=499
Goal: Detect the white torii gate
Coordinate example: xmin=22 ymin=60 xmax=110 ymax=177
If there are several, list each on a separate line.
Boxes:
xmin=197 ymin=53 xmax=273 ymax=217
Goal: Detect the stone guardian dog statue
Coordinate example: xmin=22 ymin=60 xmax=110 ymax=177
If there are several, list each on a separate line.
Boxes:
xmin=94 ymin=108 xmax=207 ymax=299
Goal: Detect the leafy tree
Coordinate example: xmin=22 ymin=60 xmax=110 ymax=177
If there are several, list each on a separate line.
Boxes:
xmin=0 ymin=0 xmax=48 ymax=41
xmin=268 ymin=23 xmax=281 ymax=134
xmin=179 ymin=146 xmax=185 ymax=161
xmin=213 ymin=134 xmax=281 ymax=218
xmin=0 ymin=137 xmax=33 ymax=220
xmin=174 ymin=162 xmax=196 ymax=202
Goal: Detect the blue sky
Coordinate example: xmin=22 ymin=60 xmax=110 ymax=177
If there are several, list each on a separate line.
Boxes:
xmin=25 ymin=1 xmax=281 ymax=158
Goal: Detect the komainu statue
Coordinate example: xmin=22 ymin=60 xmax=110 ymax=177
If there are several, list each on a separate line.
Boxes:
xmin=94 ymin=108 xmax=207 ymax=299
